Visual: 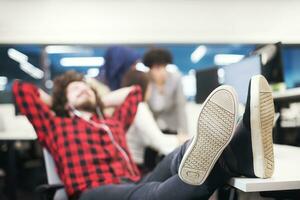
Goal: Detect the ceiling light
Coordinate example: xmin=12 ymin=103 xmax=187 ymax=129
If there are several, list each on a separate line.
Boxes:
xmin=20 ymin=62 xmax=44 ymax=79
xmin=0 ymin=76 xmax=8 ymax=85
xmin=60 ymin=57 xmax=105 ymax=67
xmin=45 ymin=45 xmax=92 ymax=54
xmin=8 ymin=48 xmax=28 ymax=63
xmin=7 ymin=48 xmax=44 ymax=79
xmin=214 ymin=54 xmax=244 ymax=66
xmin=190 ymin=45 xmax=207 ymax=63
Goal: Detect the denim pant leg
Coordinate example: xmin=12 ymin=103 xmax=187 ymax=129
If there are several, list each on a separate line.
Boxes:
xmin=79 ymin=184 xmax=137 ymax=200
xmin=132 ymin=141 xmax=229 ymax=200
xmin=79 ymin=140 xmax=229 ymax=200
xmin=80 ymin=173 xmax=223 ymax=200
xmin=140 ymin=140 xmax=189 ymax=183
xmin=79 ymin=142 xmax=189 ymax=200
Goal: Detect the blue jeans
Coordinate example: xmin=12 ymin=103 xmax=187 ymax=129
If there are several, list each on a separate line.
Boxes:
xmin=79 ymin=141 xmax=230 ymax=200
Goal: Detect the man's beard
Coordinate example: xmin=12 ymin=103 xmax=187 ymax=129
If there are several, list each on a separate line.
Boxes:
xmin=76 ymin=100 xmax=97 ymax=113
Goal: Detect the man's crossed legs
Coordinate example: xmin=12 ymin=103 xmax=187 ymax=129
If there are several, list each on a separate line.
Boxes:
xmin=79 ymin=75 xmax=275 ymax=200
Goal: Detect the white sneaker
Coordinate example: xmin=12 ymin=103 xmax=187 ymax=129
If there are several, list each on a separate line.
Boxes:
xmin=248 ymin=75 xmax=275 ymax=178
xmin=178 ymin=85 xmax=238 ymax=185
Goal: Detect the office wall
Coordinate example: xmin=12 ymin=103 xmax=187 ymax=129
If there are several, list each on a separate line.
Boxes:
xmin=0 ymin=0 xmax=299 ymax=44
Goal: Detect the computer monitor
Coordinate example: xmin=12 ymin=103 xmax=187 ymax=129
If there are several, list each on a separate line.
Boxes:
xmin=282 ymin=46 xmax=300 ymax=89
xmin=251 ymin=42 xmax=284 ymax=84
xmin=195 ymin=67 xmax=220 ymax=103
xmin=221 ymin=55 xmax=262 ymax=104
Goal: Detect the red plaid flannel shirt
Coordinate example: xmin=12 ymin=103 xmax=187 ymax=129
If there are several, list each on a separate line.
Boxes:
xmin=13 ymin=81 xmax=142 ymax=197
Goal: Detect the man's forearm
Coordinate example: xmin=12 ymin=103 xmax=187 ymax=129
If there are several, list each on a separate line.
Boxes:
xmin=38 ymin=89 xmax=52 ymax=107
xmin=101 ymin=86 xmax=134 ymax=107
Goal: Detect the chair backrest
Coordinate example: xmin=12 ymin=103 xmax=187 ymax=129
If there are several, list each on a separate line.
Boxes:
xmin=43 ymin=148 xmax=68 ymax=200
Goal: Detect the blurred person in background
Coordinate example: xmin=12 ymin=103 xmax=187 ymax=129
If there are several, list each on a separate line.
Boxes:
xmin=143 ymin=48 xmax=188 ymax=136
xmin=121 ymin=69 xmax=188 ymax=174
xmin=99 ymin=46 xmax=140 ymax=91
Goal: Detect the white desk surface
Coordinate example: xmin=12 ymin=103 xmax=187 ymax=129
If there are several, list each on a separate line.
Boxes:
xmin=0 ymin=130 xmax=37 ymax=140
xmin=0 ymin=115 xmax=37 ymax=140
xmin=229 ymin=144 xmax=300 ymax=192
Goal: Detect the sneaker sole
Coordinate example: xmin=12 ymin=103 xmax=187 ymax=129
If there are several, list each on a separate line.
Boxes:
xmin=178 ymin=86 xmax=238 ymax=185
xmin=250 ymin=75 xmax=275 ymax=178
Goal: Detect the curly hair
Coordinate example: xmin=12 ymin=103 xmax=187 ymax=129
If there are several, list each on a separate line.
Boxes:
xmin=121 ymin=69 xmax=150 ymax=100
xmin=52 ymin=71 xmax=104 ymax=117
xmin=143 ymin=48 xmax=172 ymax=68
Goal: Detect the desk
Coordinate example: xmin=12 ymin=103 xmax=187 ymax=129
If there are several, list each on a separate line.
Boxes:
xmin=0 ymin=114 xmax=37 ymax=140
xmin=0 ymin=130 xmax=37 ymax=140
xmin=229 ymin=144 xmax=300 ymax=193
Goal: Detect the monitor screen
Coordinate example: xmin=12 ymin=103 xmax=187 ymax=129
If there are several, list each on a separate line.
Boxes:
xmin=251 ymin=42 xmax=284 ymax=84
xmin=221 ymin=55 xmax=262 ymax=104
xmin=282 ymin=45 xmax=300 ymax=89
xmin=195 ymin=67 xmax=220 ymax=103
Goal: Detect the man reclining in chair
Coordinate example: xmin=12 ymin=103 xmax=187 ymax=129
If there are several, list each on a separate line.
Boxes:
xmin=13 ymin=71 xmax=275 ymax=200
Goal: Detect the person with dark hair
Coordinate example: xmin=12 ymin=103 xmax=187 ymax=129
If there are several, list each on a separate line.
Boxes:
xmin=121 ymin=69 xmax=187 ymax=171
xmin=143 ymin=48 xmax=172 ymax=69
xmin=100 ymin=46 xmax=140 ymax=91
xmin=143 ymin=48 xmax=188 ymax=136
xmin=13 ymin=70 xmax=275 ymax=200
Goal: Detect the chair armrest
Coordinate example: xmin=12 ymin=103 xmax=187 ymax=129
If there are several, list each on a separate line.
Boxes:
xmin=36 ymin=183 xmax=64 ymax=200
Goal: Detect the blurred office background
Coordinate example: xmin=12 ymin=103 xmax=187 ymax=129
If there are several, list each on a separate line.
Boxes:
xmin=1 ymin=0 xmax=300 ymax=200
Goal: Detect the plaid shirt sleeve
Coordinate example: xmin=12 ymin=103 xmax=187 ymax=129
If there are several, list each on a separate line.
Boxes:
xmin=12 ymin=80 xmax=56 ymax=144
xmin=112 ymin=85 xmax=143 ymax=131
